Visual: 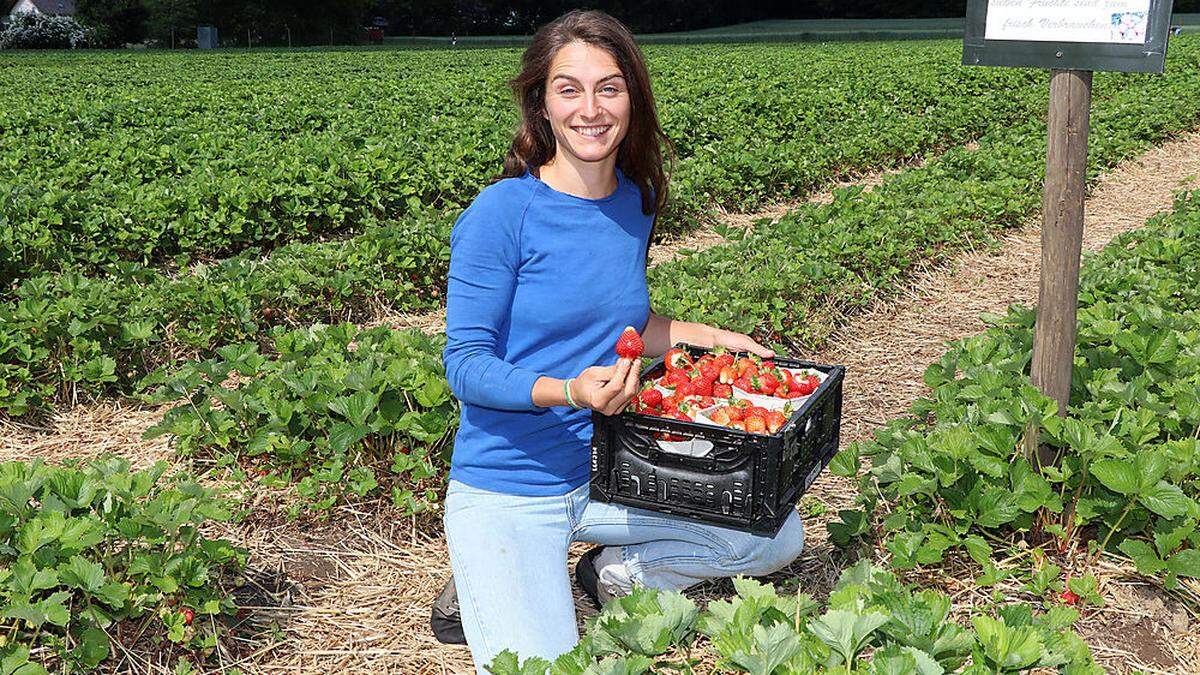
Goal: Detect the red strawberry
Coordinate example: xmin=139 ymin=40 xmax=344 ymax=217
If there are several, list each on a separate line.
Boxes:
xmin=724 ymin=404 xmax=746 ymax=422
xmin=615 ymin=326 xmax=644 ymax=360
xmin=733 ymin=375 xmax=754 ymax=392
xmin=729 ymin=419 xmax=748 ymax=431
xmin=718 ymin=366 xmax=735 ymax=384
xmin=796 ymin=374 xmax=820 ymax=395
xmin=676 ymin=380 xmax=699 ymax=397
xmin=638 ymin=388 xmax=663 ymax=409
xmin=665 ymin=370 xmax=691 ymax=390
xmin=1060 ymin=589 xmax=1079 ymax=605
xmin=696 ymin=395 xmax=715 ymax=408
xmin=182 ymin=607 xmax=195 ymax=625
xmin=757 ymin=372 xmax=779 ymax=394
xmin=691 ymin=378 xmax=714 ymax=397
xmin=664 ymin=348 xmax=694 ymax=372
xmin=709 ymin=407 xmax=731 ymax=426
xmin=765 ymin=411 xmax=787 ymax=434
xmin=712 ymin=383 xmax=733 ymax=398
xmin=698 ymin=361 xmax=720 ymax=381
xmin=714 ymin=353 xmax=735 ymax=369
xmin=745 ymin=417 xmax=767 ymax=434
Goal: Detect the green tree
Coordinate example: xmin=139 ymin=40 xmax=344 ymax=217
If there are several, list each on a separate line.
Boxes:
xmin=143 ymin=0 xmax=199 ymax=46
xmin=76 ymin=0 xmax=148 ymax=45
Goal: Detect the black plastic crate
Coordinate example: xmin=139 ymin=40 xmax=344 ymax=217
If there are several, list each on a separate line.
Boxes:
xmin=589 ymin=344 xmax=845 ymax=536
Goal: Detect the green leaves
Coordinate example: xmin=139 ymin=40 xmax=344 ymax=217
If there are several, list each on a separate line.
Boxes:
xmin=148 ymin=324 xmax=454 ymax=514
xmin=0 ymin=457 xmax=243 ymax=670
xmin=491 ymin=563 xmax=1096 ymax=674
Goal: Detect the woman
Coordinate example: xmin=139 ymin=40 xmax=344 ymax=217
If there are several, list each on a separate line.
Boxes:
xmin=433 ymin=10 xmax=806 ymax=672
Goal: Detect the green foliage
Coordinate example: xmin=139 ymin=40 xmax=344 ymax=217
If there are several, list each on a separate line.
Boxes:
xmin=486 ymin=561 xmax=1098 ymax=674
xmin=833 ymin=190 xmax=1200 ymax=589
xmin=649 ymin=37 xmax=1200 ymax=349
xmin=143 ymin=323 xmax=455 ymax=515
xmin=0 ymin=457 xmax=244 ymax=672
xmin=0 ymin=212 xmax=449 ymax=417
xmin=0 ymin=40 xmax=1049 ymax=281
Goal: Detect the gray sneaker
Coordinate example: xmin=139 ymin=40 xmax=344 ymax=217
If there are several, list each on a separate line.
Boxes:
xmin=430 ymin=576 xmax=467 ymax=644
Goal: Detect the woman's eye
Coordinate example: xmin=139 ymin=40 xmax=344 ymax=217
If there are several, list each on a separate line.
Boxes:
xmin=602 ymin=86 xmax=620 ymax=94
xmin=559 ymin=87 xmax=578 ymax=95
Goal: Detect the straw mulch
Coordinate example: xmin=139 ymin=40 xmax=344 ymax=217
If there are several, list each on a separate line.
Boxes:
xmin=3 ymin=133 xmax=1200 ymax=673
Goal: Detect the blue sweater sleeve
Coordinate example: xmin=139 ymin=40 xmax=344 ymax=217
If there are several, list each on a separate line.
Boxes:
xmin=442 ymin=189 xmax=544 ymax=411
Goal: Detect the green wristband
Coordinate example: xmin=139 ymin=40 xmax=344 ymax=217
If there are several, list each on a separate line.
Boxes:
xmin=564 ymin=378 xmax=581 ymax=409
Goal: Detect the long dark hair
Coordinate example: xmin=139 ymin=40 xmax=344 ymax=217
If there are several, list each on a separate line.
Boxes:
xmin=498 ymin=10 xmax=673 ymax=217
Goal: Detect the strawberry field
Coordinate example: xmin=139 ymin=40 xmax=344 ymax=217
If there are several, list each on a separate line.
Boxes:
xmin=2 ymin=35 xmax=1200 ymax=674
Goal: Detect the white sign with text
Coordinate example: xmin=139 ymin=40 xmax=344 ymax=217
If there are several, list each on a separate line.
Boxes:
xmin=985 ymin=0 xmax=1153 ymax=43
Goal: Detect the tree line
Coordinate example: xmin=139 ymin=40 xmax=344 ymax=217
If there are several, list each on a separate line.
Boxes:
xmin=74 ymin=0 xmax=1200 ymax=47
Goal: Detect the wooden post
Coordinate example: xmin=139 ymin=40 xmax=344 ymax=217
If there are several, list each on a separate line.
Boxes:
xmin=1025 ymin=68 xmax=1093 ymax=468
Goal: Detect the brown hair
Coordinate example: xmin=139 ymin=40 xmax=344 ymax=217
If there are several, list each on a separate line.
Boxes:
xmin=498 ymin=9 xmax=673 ymax=217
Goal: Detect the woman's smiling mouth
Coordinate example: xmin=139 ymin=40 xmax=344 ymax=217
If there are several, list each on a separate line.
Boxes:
xmin=573 ymin=124 xmax=613 ymax=139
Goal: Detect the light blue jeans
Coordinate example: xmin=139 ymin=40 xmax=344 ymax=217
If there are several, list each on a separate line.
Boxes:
xmin=443 ymin=478 xmax=806 ymax=673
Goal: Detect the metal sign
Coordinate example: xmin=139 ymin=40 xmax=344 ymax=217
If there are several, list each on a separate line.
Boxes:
xmin=963 ymin=0 xmax=1175 ymax=72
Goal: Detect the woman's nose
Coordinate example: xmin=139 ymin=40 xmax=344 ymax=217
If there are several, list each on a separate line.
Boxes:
xmin=581 ymin=93 xmax=602 ymax=119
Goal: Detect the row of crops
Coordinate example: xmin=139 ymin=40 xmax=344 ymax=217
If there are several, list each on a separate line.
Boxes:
xmin=2 ymin=35 xmax=1199 ymax=671
xmin=8 ymin=181 xmax=1200 ymax=673
xmin=1 ymin=41 xmax=1053 ymax=281
xmin=3 ymin=38 xmax=1199 ymax=418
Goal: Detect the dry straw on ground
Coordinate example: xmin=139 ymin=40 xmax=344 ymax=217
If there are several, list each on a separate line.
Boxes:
xmin=3 ymin=134 xmax=1200 ymax=673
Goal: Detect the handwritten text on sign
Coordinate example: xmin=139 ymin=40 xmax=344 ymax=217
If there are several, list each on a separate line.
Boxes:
xmin=985 ymin=0 xmax=1152 ymax=44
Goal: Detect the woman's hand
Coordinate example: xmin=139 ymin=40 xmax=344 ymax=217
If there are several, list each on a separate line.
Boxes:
xmin=709 ymin=327 xmax=775 ymax=359
xmin=572 ymin=358 xmax=642 ymax=415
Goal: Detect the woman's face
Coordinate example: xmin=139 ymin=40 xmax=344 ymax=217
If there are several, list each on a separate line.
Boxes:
xmin=542 ymin=41 xmax=631 ymax=166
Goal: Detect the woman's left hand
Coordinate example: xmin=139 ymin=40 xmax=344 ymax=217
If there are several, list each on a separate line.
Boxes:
xmin=710 ymin=327 xmax=774 ymax=359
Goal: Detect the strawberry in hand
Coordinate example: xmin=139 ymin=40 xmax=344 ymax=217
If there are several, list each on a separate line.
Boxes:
xmin=615 ymin=326 xmax=644 ymax=360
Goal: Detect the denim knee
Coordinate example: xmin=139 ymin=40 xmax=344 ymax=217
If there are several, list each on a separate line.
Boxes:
xmin=728 ymin=511 xmax=806 ymax=577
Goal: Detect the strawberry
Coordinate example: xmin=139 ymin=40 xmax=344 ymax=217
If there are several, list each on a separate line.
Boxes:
xmin=614 ymin=326 xmax=644 ymax=360
xmin=780 ymin=369 xmax=796 ymax=389
xmin=736 ymin=358 xmax=758 ymax=377
xmin=1060 ymin=589 xmax=1080 ymax=605
xmin=724 ymin=404 xmax=746 ymax=422
xmin=664 ymin=348 xmax=694 ymax=372
xmin=691 ymin=378 xmax=714 ymax=397
xmin=712 ymin=383 xmax=733 ymax=398
xmin=698 ymin=361 xmax=720 ymax=381
xmin=765 ymin=411 xmax=787 ymax=434
xmin=709 ymin=407 xmax=731 ymax=426
xmin=714 ymin=353 xmax=735 ymax=369
xmin=745 ymin=405 xmax=770 ymax=421
xmin=745 ymin=417 xmax=767 ymax=434
xmin=638 ymin=388 xmax=663 ymax=409
xmin=665 ymin=370 xmax=691 ymax=390
xmin=182 ymin=607 xmax=195 ymax=625
xmin=718 ymin=366 xmax=735 ymax=384
xmin=696 ymin=395 xmax=715 ymax=408
xmin=661 ymin=395 xmax=681 ymax=413
xmin=670 ymin=409 xmax=693 ymax=423
xmin=796 ymin=374 xmax=820 ymax=396
xmin=729 ymin=419 xmax=747 ymax=431
xmin=757 ymin=372 xmax=780 ymax=394
xmin=677 ymin=380 xmax=699 ymax=397
xmin=733 ymin=375 xmax=754 ymax=392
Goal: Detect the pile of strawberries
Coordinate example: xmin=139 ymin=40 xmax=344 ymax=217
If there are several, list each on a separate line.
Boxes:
xmin=610 ymin=328 xmax=823 ymax=439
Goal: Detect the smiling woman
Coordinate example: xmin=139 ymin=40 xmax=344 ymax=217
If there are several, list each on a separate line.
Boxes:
xmin=431 ymin=9 xmax=802 ymax=674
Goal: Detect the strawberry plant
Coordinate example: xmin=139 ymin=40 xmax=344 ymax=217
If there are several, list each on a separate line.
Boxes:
xmin=0 ymin=41 xmax=1053 ymax=282
xmin=649 ymin=37 xmax=1200 ymax=351
xmin=486 ymin=561 xmax=1098 ymax=673
xmin=830 ymin=190 xmax=1200 ymax=589
xmin=0 ymin=457 xmax=244 ymax=672
xmin=143 ymin=323 xmax=455 ymax=516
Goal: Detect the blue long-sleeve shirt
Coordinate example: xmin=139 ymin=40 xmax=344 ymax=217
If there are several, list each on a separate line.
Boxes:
xmin=442 ymin=167 xmax=653 ymax=495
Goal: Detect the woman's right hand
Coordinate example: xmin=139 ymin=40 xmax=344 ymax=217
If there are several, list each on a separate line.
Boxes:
xmin=572 ymin=358 xmax=642 ymax=415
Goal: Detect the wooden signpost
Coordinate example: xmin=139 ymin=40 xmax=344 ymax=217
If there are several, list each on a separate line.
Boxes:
xmin=962 ymin=0 xmax=1175 ymax=466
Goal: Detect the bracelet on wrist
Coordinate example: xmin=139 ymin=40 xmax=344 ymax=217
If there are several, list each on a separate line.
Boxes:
xmin=564 ymin=378 xmax=581 ymax=410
